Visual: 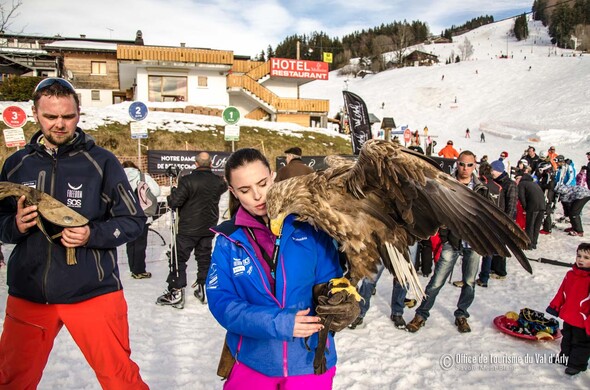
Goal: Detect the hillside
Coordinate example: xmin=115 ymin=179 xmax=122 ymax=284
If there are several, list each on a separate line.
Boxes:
xmin=2 ymin=17 xmax=589 ymax=172
xmin=302 ymin=17 xmax=590 ymax=168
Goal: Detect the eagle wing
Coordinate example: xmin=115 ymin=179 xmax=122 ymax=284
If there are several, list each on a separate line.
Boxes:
xmin=342 ymin=139 xmax=531 ymax=273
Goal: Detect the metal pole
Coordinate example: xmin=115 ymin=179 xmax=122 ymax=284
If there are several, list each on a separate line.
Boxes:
xmin=137 ymin=138 xmax=142 ymax=171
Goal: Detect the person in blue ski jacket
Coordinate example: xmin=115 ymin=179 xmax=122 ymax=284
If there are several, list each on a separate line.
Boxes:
xmin=206 ymin=148 xmax=346 ymax=388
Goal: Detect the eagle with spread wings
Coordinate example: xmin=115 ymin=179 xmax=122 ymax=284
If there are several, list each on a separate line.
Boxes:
xmin=266 ymin=139 xmax=531 ymax=299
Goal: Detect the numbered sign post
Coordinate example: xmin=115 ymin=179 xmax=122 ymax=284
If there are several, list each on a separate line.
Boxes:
xmin=128 ymin=102 xmax=149 ymax=170
xmin=2 ymin=106 xmax=27 ymax=150
xmin=2 ymin=105 xmax=27 ymax=128
xmin=403 ymin=128 xmax=412 ymax=146
xmin=222 ymin=107 xmax=241 ymax=151
xmin=3 ymin=127 xmax=26 ymax=148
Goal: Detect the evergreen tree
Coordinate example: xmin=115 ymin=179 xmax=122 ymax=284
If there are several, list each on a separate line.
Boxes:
xmin=266 ymin=45 xmax=274 ymax=59
xmin=533 ymin=0 xmax=548 ymax=25
xmin=514 ymin=13 xmax=529 ymax=40
xmin=549 ymin=3 xmax=576 ymax=48
xmin=0 ymin=76 xmax=43 ymax=101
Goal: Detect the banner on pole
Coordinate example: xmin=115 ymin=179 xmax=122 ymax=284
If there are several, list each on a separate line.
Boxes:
xmin=342 ymin=91 xmax=372 ymax=155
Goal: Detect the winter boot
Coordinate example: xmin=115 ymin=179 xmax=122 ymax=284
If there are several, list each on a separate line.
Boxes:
xmin=156 ymin=288 xmax=185 ymax=309
xmin=194 ymin=283 xmax=207 ymax=304
xmin=390 ymin=315 xmax=407 ymax=330
xmin=348 ymin=316 xmax=364 ymax=330
xmin=406 ymin=315 xmax=426 ymax=333
xmin=455 ymin=317 xmax=471 ymax=333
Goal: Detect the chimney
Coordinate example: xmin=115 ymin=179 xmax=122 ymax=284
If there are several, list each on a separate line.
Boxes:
xmin=180 ymin=42 xmax=186 ymax=48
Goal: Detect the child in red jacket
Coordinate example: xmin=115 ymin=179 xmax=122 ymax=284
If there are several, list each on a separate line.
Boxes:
xmin=547 ymin=242 xmax=590 ymax=376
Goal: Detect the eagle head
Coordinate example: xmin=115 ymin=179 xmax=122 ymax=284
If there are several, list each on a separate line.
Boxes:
xmin=266 ymin=175 xmax=317 ymax=236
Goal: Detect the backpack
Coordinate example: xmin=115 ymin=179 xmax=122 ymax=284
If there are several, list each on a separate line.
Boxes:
xmin=136 ymin=172 xmax=158 ymax=217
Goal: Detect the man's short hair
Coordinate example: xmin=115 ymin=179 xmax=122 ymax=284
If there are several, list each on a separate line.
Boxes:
xmin=284 ymin=147 xmax=302 ymax=156
xmin=458 ymin=150 xmax=475 ymax=159
xmin=196 ymin=152 xmax=211 ymax=167
xmin=577 ymin=242 xmax=590 ymax=254
xmin=33 ymin=78 xmax=79 ymax=108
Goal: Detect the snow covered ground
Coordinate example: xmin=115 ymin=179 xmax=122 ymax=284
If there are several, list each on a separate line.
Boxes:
xmin=1 ymin=17 xmax=590 ymax=389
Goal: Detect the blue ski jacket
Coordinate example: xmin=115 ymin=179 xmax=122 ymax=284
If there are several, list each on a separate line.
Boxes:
xmin=0 ymin=128 xmax=145 ymax=304
xmin=206 ymin=213 xmax=342 ymax=377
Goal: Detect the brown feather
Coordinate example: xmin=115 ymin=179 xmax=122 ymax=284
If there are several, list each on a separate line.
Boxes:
xmin=266 ymin=140 xmax=532 ymax=296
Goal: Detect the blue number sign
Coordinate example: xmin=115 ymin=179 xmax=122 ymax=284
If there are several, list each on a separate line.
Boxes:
xmin=129 ymin=102 xmax=148 ymax=121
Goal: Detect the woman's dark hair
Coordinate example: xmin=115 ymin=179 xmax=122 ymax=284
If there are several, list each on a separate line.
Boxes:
xmin=225 ymin=148 xmax=271 ymax=217
xmin=122 ymin=161 xmax=139 ymax=169
xmin=479 ymin=161 xmax=492 ymax=177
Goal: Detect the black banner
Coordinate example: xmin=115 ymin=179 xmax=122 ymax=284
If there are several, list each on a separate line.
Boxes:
xmin=342 ymin=91 xmax=372 ymax=155
xmin=147 ymin=150 xmax=230 ymax=177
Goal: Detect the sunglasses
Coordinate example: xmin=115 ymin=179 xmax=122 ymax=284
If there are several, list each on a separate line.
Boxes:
xmin=34 ymin=77 xmax=76 ymax=93
xmin=458 ymin=162 xmax=475 ymax=167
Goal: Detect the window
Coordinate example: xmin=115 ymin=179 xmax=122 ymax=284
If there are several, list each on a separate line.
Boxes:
xmin=148 ymin=75 xmax=187 ymax=102
xmin=91 ymin=61 xmax=107 ymax=75
xmin=91 ymin=90 xmax=100 ymax=101
xmin=197 ymin=76 xmax=208 ymax=87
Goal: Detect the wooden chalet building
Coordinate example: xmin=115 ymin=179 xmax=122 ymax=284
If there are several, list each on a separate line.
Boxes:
xmin=402 ymin=50 xmax=439 ymax=67
xmin=0 ymin=31 xmax=330 ymax=127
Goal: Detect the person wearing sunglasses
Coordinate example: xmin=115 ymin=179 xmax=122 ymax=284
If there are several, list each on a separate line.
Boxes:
xmin=407 ymin=150 xmax=492 ymax=334
xmin=0 ymin=78 xmax=149 ymax=389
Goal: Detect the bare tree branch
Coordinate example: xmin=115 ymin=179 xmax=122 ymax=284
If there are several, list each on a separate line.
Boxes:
xmin=0 ymin=0 xmax=23 ymax=33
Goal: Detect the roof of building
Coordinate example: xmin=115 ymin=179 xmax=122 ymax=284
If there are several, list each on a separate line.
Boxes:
xmin=381 ymin=117 xmax=396 ymax=129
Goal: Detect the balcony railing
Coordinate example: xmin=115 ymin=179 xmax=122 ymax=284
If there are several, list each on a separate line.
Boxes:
xmin=117 ymin=45 xmax=234 ymax=64
xmin=227 ymin=74 xmax=329 ymax=113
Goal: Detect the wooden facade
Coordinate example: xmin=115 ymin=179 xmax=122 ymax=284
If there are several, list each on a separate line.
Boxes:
xmin=62 ymin=52 xmax=119 ymax=89
xmin=117 ymin=45 xmax=233 ymax=65
xmin=403 ymin=50 xmax=439 ymax=67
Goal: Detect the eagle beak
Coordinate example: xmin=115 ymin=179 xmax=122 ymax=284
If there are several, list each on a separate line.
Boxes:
xmin=270 ymin=212 xmax=286 ymax=236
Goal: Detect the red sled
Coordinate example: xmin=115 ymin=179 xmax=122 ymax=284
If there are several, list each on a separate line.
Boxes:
xmin=493 ymin=315 xmax=562 ymax=341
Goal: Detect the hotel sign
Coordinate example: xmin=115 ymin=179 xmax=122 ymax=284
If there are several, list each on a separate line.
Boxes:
xmin=270 ymin=58 xmax=329 ymax=80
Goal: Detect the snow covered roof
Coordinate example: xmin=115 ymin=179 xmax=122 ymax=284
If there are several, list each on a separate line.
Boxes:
xmin=44 ymin=40 xmax=117 ymax=51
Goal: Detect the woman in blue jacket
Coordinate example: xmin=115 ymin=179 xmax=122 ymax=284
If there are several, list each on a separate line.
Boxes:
xmin=206 ymin=148 xmax=343 ymax=388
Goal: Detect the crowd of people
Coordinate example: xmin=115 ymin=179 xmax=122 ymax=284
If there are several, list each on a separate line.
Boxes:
xmin=346 ymin=142 xmax=590 ymax=377
xmin=0 ymin=79 xmax=587 ymax=387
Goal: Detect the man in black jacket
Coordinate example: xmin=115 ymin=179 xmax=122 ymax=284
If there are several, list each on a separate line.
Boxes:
xmin=490 ymin=160 xmax=518 ymax=279
xmin=515 ymin=171 xmax=546 ymax=249
xmin=0 ymin=78 xmax=148 ymax=389
xmin=157 ymin=152 xmax=228 ymax=308
xmin=406 ymin=151 xmax=489 ymax=334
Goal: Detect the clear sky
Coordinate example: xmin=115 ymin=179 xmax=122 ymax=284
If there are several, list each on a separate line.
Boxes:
xmin=10 ymin=0 xmax=532 ymax=57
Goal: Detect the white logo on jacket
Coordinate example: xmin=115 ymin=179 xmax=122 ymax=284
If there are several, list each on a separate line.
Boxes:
xmin=66 ymin=182 xmax=83 ymax=208
xmin=232 ymin=257 xmax=250 ymax=276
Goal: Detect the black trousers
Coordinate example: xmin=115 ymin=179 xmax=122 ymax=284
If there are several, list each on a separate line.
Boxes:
xmin=490 ymin=255 xmax=506 ymax=277
xmin=167 ymin=234 xmax=213 ymax=289
xmin=561 ymin=322 xmax=590 ymax=371
xmin=126 ymin=224 xmax=149 ymax=274
xmin=415 ymin=239 xmax=433 ymax=275
xmin=568 ymin=197 xmax=590 ymax=233
xmin=525 ymin=210 xmax=544 ymax=247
